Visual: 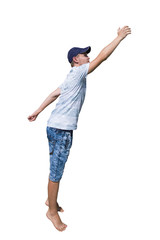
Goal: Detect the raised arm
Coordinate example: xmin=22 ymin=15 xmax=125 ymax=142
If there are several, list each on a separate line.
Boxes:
xmin=28 ymin=87 xmax=61 ymax=122
xmin=88 ymin=26 xmax=131 ymax=74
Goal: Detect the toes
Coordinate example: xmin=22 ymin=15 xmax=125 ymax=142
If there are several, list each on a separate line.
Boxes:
xmin=46 ymin=210 xmax=67 ymax=232
xmin=56 ymin=224 xmax=67 ymax=231
xmin=59 ymin=207 xmax=64 ymax=212
xmin=60 ymin=224 xmax=67 ymax=231
xmin=57 ymin=205 xmax=64 ymax=212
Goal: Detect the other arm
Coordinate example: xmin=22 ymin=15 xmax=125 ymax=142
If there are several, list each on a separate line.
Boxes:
xmin=88 ymin=26 xmax=131 ymax=74
xmin=28 ymin=87 xmax=61 ymax=122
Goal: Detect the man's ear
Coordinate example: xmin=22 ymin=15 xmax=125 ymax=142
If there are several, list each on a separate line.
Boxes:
xmin=73 ymin=56 xmax=79 ymax=64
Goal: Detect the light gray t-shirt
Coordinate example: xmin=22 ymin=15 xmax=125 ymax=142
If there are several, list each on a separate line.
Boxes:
xmin=47 ymin=63 xmax=90 ymax=130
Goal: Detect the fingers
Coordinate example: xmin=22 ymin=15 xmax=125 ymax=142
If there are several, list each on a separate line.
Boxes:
xmin=126 ymin=29 xmax=131 ymax=34
xmin=28 ymin=111 xmax=39 ymax=121
xmin=121 ymin=25 xmax=131 ymax=30
xmin=117 ymin=25 xmax=131 ymax=40
xmin=118 ymin=26 xmax=131 ymax=34
xmin=123 ymin=26 xmax=129 ymax=30
xmin=118 ymin=26 xmax=129 ymax=30
xmin=28 ymin=115 xmax=36 ymax=121
xmin=124 ymin=26 xmax=131 ymax=32
xmin=122 ymin=26 xmax=131 ymax=36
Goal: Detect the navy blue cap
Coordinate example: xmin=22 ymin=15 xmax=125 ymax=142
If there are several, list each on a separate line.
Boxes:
xmin=67 ymin=46 xmax=91 ymax=63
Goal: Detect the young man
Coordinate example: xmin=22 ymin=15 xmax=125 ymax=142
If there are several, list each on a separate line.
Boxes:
xmin=28 ymin=26 xmax=131 ymax=232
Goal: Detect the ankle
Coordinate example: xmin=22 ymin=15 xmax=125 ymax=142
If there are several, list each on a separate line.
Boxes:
xmin=49 ymin=208 xmax=57 ymax=216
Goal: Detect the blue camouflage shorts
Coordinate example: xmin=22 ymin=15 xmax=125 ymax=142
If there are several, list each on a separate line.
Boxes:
xmin=46 ymin=126 xmax=73 ymax=182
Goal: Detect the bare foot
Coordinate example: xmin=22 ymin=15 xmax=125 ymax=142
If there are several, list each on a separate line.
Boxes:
xmin=45 ymin=199 xmax=64 ymax=212
xmin=46 ymin=209 xmax=67 ymax=231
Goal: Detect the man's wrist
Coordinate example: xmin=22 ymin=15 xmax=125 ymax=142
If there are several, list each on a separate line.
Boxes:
xmin=116 ymin=35 xmax=123 ymax=42
xmin=36 ymin=109 xmax=41 ymax=115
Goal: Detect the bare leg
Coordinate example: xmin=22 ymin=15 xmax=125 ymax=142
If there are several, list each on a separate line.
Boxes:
xmin=45 ymin=178 xmax=64 ymax=212
xmin=46 ymin=179 xmax=67 ymax=231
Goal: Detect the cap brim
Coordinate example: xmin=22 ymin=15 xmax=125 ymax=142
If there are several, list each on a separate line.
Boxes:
xmin=80 ymin=46 xmax=91 ymax=54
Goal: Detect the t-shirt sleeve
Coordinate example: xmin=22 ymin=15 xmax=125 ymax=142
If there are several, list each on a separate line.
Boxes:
xmin=78 ymin=63 xmax=90 ymax=79
xmin=58 ymin=82 xmax=64 ymax=91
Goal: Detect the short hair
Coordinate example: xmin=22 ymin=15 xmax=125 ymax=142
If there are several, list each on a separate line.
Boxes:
xmin=71 ymin=60 xmax=74 ymax=67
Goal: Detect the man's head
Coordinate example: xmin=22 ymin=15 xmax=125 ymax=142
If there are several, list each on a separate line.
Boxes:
xmin=67 ymin=46 xmax=91 ymax=67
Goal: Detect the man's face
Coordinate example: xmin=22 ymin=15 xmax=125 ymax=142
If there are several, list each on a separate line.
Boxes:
xmin=76 ymin=53 xmax=90 ymax=65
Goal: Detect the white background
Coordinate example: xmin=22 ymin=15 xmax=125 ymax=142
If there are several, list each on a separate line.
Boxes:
xmin=0 ymin=0 xmax=160 ymax=239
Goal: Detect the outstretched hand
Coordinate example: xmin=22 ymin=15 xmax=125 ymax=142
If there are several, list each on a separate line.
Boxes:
xmin=28 ymin=111 xmax=39 ymax=122
xmin=117 ymin=26 xmax=131 ymax=40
